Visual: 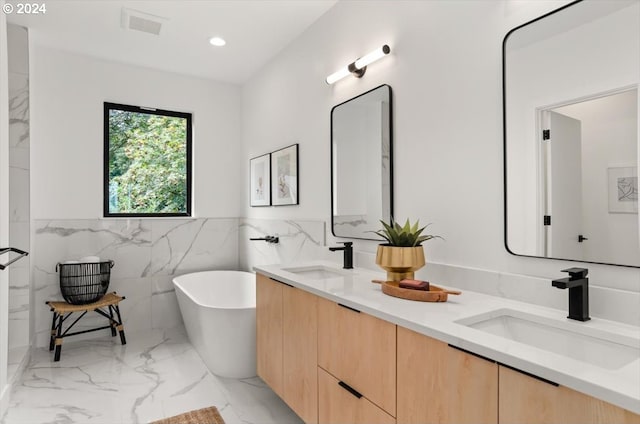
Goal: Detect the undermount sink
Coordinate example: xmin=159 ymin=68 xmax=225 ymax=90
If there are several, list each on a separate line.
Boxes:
xmin=281 ymin=265 xmax=351 ymax=280
xmin=457 ymin=309 xmax=640 ymax=370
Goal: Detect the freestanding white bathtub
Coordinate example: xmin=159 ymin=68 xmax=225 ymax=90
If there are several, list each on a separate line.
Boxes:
xmin=173 ymin=270 xmax=256 ymax=378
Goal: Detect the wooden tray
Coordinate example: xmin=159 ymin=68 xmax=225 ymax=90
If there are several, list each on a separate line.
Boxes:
xmin=377 ymin=280 xmax=461 ymax=302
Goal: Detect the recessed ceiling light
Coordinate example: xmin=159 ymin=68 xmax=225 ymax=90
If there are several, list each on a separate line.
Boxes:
xmin=209 ymin=37 xmax=226 ymax=47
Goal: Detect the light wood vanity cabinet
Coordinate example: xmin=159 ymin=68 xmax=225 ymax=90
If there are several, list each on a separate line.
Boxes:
xmin=257 ymin=273 xmax=639 ymax=424
xmin=256 ymin=273 xmax=318 ymax=424
xmin=499 ymin=365 xmax=640 ymax=424
xmin=397 ymin=326 xmax=498 ymax=424
xmin=317 ymin=296 xmax=397 ymax=418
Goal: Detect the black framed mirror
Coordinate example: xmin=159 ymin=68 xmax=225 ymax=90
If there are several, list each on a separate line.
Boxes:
xmin=503 ymin=0 xmax=639 ymax=267
xmin=331 ymin=84 xmax=393 ymax=240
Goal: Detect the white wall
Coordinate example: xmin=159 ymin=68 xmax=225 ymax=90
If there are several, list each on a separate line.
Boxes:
xmin=241 ymin=0 xmax=640 ymax=294
xmin=30 ymin=44 xmax=242 ymax=219
xmin=25 ymin=42 xmax=244 ymax=347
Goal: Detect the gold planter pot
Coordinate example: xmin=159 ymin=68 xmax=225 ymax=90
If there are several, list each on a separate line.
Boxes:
xmin=375 ymin=245 xmax=425 ymax=281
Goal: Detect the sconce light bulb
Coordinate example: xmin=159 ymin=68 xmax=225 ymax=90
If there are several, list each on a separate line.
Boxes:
xmin=354 ymin=44 xmax=390 ymax=69
xmin=209 ymin=36 xmax=226 ymax=47
xmin=325 ymin=44 xmax=390 ymax=85
xmin=326 ymin=66 xmax=351 ymax=85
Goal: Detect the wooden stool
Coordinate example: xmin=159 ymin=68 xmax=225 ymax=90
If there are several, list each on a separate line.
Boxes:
xmin=46 ymin=292 xmax=126 ymax=361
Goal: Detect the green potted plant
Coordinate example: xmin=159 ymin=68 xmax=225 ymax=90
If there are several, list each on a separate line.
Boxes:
xmin=373 ymin=218 xmax=441 ymax=281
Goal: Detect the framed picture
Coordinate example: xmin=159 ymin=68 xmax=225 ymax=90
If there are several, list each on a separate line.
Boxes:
xmin=608 ymin=166 xmax=638 ymax=214
xmin=271 ymin=144 xmax=299 ymax=206
xmin=250 ymin=153 xmax=271 ymax=207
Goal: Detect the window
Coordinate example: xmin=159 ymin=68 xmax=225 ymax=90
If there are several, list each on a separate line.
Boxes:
xmin=104 ymin=102 xmax=192 ymax=217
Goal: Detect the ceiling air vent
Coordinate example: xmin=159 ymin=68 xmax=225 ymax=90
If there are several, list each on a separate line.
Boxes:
xmin=121 ymin=8 xmax=167 ymax=36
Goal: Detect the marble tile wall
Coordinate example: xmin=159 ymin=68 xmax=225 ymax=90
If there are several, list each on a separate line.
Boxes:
xmin=33 ymin=218 xmax=239 ymax=348
xmin=31 ymin=213 xmax=635 ymax=354
xmin=7 ymin=24 xmax=30 ymax=371
xmin=238 ymin=218 xmax=331 ymax=272
xmin=243 ymin=221 xmax=637 ymax=325
xmin=332 ymin=214 xmax=379 ymax=240
xmin=241 ymin=219 xmax=638 ymax=325
xmin=31 ymin=217 xmax=330 ymax=349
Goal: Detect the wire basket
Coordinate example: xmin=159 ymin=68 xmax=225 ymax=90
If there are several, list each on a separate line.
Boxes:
xmin=56 ymin=260 xmax=114 ymax=305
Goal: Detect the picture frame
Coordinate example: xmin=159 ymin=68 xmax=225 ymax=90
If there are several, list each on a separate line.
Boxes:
xmin=250 ymin=153 xmax=271 ymax=207
xmin=271 ymin=144 xmax=299 ymax=206
xmin=608 ymin=166 xmax=638 ymax=214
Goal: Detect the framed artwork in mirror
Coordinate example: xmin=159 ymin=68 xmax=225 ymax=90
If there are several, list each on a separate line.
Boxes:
xmin=250 ymin=153 xmax=271 ymax=207
xmin=608 ymin=167 xmax=638 ymax=214
xmin=271 ymin=144 xmax=298 ymax=206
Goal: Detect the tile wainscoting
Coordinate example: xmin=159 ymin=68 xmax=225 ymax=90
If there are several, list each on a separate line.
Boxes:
xmin=239 ymin=218 xmax=328 ymax=272
xmin=31 ymin=217 xmax=638 ymax=350
xmin=32 ymin=218 xmax=332 ymax=348
xmin=32 ymin=218 xmax=240 ymax=348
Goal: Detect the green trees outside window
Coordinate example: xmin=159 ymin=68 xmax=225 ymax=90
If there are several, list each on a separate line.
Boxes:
xmin=104 ymin=103 xmax=192 ymax=216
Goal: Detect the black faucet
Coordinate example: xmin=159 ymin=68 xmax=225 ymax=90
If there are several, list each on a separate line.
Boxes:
xmin=249 ymin=235 xmax=279 ymax=244
xmin=552 ymin=267 xmax=590 ymax=322
xmin=329 ymin=242 xmax=353 ymax=269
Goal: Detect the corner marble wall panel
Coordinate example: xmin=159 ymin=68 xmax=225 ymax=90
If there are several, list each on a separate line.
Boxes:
xmin=7 ymin=24 xmax=30 ymax=360
xmin=239 ymin=218 xmax=329 ymax=272
xmin=33 ymin=218 xmax=239 ymax=348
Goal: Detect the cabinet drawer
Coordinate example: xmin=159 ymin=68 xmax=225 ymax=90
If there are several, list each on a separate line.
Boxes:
xmin=318 ymin=297 xmax=396 ymax=416
xmin=318 ymin=367 xmax=395 ymax=424
xmin=499 ymin=365 xmax=640 ymax=424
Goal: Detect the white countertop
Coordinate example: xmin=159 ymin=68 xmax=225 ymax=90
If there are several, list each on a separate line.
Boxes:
xmin=254 ymin=261 xmax=640 ymax=415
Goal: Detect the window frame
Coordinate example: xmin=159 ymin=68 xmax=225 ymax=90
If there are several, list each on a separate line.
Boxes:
xmin=103 ymin=102 xmax=193 ymax=218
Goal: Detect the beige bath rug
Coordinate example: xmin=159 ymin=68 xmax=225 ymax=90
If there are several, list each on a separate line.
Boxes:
xmin=150 ymin=406 xmax=225 ymax=424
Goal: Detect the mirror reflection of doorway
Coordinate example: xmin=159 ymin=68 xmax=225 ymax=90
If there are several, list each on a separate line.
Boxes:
xmin=540 ymin=87 xmax=638 ymax=264
xmin=542 ymin=110 xmax=583 ymax=259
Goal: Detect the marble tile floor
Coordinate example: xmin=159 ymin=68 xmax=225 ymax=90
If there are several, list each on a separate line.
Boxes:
xmin=7 ymin=346 xmax=29 ymax=385
xmin=1 ymin=327 xmax=303 ymax=424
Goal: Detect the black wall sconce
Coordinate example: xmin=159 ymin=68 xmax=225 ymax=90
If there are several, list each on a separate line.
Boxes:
xmin=325 ymin=44 xmax=391 ymax=85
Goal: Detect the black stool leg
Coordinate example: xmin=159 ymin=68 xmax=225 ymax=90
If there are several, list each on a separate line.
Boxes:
xmin=114 ymin=304 xmax=126 ymax=345
xmin=109 ymin=306 xmax=116 ymax=337
xmin=49 ymin=312 xmax=57 ymax=351
xmin=118 ymin=326 xmax=126 ymax=345
xmin=54 ymin=313 xmax=64 ymax=361
xmin=54 ymin=343 xmax=62 ymax=361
